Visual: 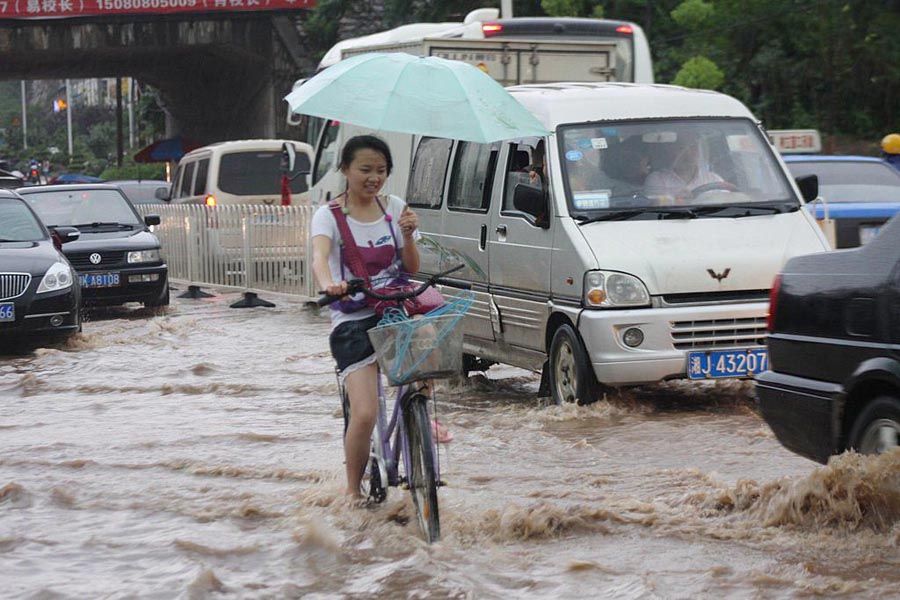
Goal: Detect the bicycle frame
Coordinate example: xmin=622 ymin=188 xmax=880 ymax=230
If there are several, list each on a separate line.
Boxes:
xmin=337 ymin=367 xmax=441 ymax=495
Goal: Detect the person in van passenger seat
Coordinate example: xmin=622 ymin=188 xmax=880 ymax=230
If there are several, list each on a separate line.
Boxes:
xmin=644 ymin=132 xmax=725 ymax=203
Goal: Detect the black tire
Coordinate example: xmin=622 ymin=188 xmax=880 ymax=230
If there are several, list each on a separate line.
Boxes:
xmin=848 ymin=395 xmax=900 ymax=455
xmin=403 ymin=394 xmax=440 ymax=543
xmin=548 ymin=323 xmax=601 ymax=405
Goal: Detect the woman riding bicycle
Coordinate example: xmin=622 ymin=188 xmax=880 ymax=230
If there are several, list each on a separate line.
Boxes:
xmin=311 ymin=135 xmax=420 ymax=500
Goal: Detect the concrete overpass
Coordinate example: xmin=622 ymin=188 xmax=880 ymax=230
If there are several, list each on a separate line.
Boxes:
xmin=0 ymin=4 xmax=317 ymax=144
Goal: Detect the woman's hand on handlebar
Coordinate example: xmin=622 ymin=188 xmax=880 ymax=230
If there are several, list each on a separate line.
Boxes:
xmin=325 ymin=281 xmax=348 ymax=298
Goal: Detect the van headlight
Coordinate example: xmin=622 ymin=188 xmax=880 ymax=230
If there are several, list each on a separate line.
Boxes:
xmin=37 ymin=262 xmax=74 ymax=294
xmin=583 ymin=270 xmax=650 ymax=308
xmin=127 ymin=249 xmax=161 ymax=264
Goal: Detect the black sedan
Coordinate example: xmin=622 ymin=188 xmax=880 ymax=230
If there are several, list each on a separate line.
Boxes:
xmin=17 ymin=184 xmax=169 ymax=307
xmin=756 ymin=215 xmax=900 ymax=463
xmin=0 ymin=190 xmax=81 ymax=345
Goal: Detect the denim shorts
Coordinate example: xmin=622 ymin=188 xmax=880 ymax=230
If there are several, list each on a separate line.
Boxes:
xmin=329 ymin=314 xmax=381 ymax=375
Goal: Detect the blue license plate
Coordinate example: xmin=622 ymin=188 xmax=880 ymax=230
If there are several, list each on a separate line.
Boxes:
xmin=687 ymin=347 xmax=768 ymax=380
xmin=80 ymin=272 xmax=120 ymax=288
xmin=0 ymin=302 xmax=14 ymax=322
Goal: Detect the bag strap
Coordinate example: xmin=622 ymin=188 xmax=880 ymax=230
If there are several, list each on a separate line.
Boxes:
xmin=328 ymin=198 xmax=369 ymax=283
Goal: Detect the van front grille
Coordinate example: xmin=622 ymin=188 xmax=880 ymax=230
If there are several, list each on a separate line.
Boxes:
xmin=671 ymin=317 xmax=767 ymax=350
xmin=0 ymin=273 xmax=31 ymax=300
xmin=662 ymin=290 xmax=769 ymax=306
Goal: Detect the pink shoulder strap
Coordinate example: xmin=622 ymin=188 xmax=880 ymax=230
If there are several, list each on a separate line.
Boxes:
xmin=328 ymin=199 xmax=369 ymax=282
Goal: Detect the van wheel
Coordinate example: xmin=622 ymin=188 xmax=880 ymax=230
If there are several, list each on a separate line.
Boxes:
xmin=548 ymin=324 xmax=600 ymax=405
xmin=849 ymin=396 xmax=900 ymax=455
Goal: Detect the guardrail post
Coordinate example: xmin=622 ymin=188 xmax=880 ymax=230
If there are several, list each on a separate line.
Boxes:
xmin=178 ymin=210 xmax=214 ymax=299
xmin=231 ymin=213 xmax=274 ymax=308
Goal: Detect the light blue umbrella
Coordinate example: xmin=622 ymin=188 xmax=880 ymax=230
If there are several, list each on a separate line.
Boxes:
xmin=284 ymin=52 xmax=549 ymax=143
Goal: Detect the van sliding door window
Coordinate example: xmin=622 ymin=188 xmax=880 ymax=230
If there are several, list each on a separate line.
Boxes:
xmin=503 ymin=138 xmax=544 ymax=213
xmin=193 ymin=159 xmax=209 ymax=196
xmin=179 ymin=162 xmax=196 ymax=199
xmin=171 ymin=166 xmax=184 ymax=199
xmin=448 ymin=142 xmax=498 ymax=213
xmin=408 ymin=137 xmax=452 ymax=209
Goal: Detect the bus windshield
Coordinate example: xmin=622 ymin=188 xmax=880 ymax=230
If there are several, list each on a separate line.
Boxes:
xmin=559 ymin=119 xmax=796 ymax=217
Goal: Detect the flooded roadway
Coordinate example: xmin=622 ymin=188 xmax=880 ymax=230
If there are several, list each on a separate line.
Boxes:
xmin=1 ymin=290 xmax=898 ymax=599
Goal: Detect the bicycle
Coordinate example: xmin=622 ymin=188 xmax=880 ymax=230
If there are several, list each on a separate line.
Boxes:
xmin=317 ymin=265 xmax=472 ymax=543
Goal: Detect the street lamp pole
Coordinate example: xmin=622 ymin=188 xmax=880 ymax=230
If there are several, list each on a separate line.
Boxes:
xmin=65 ymin=79 xmax=73 ymax=158
xmin=501 ymin=0 xmax=513 ymax=18
xmin=20 ymin=80 xmax=27 ymax=151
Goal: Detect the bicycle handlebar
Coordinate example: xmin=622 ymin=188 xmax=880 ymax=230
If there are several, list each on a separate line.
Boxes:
xmin=316 ymin=264 xmax=469 ymax=307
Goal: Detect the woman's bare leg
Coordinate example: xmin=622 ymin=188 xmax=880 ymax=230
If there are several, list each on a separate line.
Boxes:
xmin=342 ymin=362 xmax=379 ymax=498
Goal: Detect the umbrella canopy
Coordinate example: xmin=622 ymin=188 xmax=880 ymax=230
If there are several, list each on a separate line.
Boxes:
xmin=134 ymin=136 xmax=201 ymax=163
xmin=284 ymin=52 xmax=550 ymax=144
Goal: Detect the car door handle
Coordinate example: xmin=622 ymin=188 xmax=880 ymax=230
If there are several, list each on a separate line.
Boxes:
xmin=495 ymin=225 xmax=507 ymax=235
xmin=479 ymin=224 xmax=487 ymax=250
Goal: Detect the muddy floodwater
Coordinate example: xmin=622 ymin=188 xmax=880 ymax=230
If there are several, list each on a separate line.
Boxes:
xmin=2 ymin=290 xmax=899 ymax=599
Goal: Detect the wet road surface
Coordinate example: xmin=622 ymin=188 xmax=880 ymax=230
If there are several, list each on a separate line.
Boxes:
xmin=2 ymin=290 xmax=898 ymax=598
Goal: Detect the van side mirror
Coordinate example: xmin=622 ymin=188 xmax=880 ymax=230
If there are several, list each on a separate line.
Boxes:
xmin=795 ymin=174 xmax=818 ymax=203
xmin=144 ymin=214 xmax=161 ymax=227
xmin=281 ymin=142 xmax=296 ymax=173
xmin=154 ymin=186 xmax=170 ymax=202
xmin=513 ymin=184 xmax=549 ymax=228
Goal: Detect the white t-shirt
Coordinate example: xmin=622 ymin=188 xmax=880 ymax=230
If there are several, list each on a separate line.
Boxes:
xmin=311 ymin=194 xmax=409 ymax=328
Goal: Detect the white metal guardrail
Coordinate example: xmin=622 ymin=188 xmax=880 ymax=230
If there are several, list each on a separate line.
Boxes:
xmin=137 ymin=204 xmax=316 ymax=302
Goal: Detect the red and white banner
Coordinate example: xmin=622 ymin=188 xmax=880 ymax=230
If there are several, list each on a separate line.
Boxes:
xmin=0 ymin=0 xmax=314 ymax=19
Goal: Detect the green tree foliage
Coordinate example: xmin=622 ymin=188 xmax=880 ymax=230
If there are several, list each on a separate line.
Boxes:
xmin=542 ymin=0 xmax=585 ymax=16
xmin=99 ymin=161 xmax=166 ymax=181
xmin=673 ymin=55 xmax=725 ymax=90
xmin=670 ymin=0 xmax=713 ymax=29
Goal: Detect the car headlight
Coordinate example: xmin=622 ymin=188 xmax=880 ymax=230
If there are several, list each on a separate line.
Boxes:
xmin=127 ymin=249 xmax=161 ymax=263
xmin=583 ymin=270 xmax=651 ymax=308
xmin=37 ymin=261 xmax=74 ymax=294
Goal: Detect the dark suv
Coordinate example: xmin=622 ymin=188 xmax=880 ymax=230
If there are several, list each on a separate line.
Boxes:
xmin=16 ymin=184 xmax=169 ymax=307
xmin=756 ymin=215 xmax=900 ymax=463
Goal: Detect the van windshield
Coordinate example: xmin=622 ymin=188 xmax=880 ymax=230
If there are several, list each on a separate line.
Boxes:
xmin=559 ymin=119 xmax=796 ymax=219
xmin=218 ymin=151 xmax=309 ymax=196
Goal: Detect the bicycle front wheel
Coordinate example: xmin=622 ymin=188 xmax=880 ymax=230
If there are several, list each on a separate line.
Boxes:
xmin=403 ymin=393 xmax=440 ymax=543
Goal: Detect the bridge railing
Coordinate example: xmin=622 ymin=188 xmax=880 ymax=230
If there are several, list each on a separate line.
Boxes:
xmin=137 ymin=204 xmax=316 ymax=301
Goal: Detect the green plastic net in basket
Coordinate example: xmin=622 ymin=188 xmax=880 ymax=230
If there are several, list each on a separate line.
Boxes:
xmin=367 ymin=291 xmax=474 ymax=386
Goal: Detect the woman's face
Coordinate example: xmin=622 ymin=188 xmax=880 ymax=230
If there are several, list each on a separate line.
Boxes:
xmin=342 ymin=148 xmax=388 ymax=201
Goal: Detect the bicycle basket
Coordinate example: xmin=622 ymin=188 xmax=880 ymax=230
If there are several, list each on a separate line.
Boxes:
xmin=367 ymin=291 xmax=474 ymax=386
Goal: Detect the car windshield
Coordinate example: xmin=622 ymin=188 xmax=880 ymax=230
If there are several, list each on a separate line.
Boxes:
xmin=21 ymin=189 xmax=142 ymax=227
xmin=785 ymin=161 xmax=900 ymax=203
xmin=218 ymin=150 xmax=310 ymax=196
xmin=559 ymin=119 xmax=795 ymax=216
xmin=0 ymin=198 xmax=46 ymax=242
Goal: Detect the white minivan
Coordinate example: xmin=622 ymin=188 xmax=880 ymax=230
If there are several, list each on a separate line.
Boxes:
xmin=408 ymin=83 xmax=830 ymax=404
xmin=169 ymin=139 xmax=314 ymax=206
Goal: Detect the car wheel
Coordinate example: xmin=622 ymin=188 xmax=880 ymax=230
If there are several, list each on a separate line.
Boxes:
xmin=144 ymin=285 xmax=170 ymax=308
xmin=849 ymin=396 xmax=900 ymax=455
xmin=548 ymin=324 xmax=600 ymax=405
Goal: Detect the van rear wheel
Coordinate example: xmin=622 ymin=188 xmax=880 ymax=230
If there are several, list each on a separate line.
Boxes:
xmin=548 ymin=324 xmax=600 ymax=405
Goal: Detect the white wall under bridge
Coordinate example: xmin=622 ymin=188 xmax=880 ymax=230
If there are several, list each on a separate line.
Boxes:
xmin=0 ymin=12 xmax=316 ymax=144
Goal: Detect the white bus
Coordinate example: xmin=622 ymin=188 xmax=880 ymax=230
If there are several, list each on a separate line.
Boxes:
xmin=290 ymin=7 xmax=654 ymax=206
